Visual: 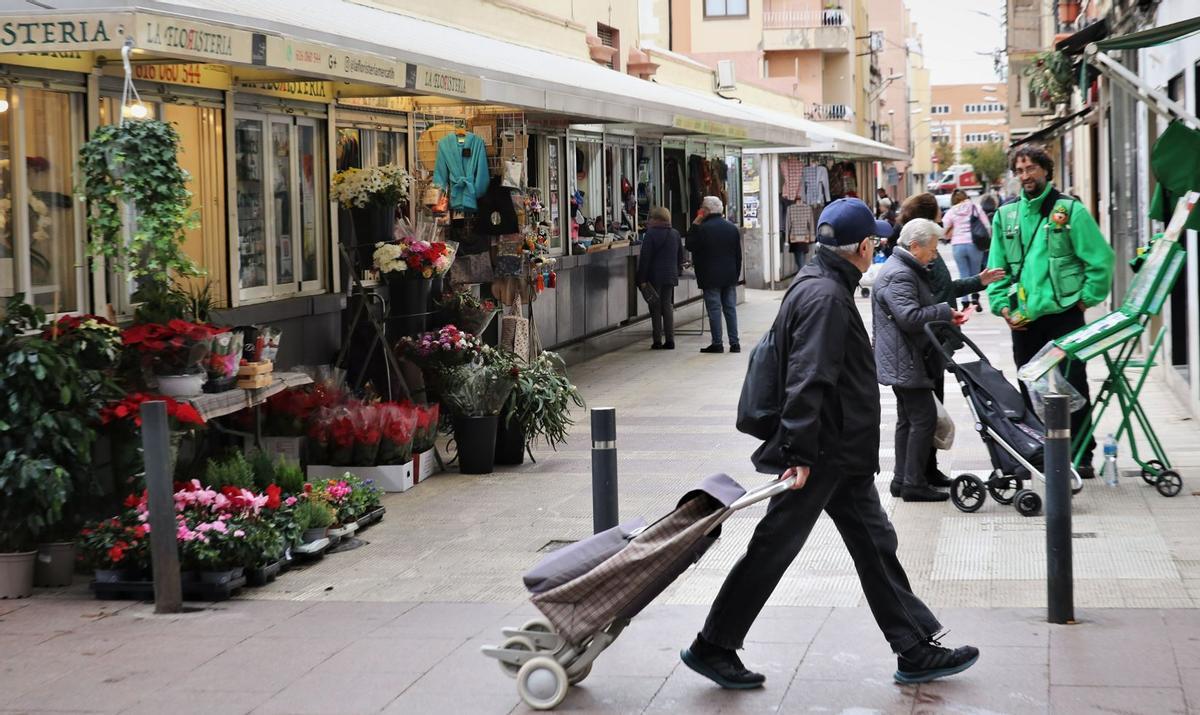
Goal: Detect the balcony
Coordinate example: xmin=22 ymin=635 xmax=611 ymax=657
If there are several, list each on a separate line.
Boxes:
xmin=805 ymin=103 xmax=852 ymax=121
xmin=762 ymin=8 xmax=852 ymax=53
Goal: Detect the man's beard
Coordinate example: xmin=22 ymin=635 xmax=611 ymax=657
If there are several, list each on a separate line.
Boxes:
xmin=1023 ymin=178 xmax=1046 ymax=197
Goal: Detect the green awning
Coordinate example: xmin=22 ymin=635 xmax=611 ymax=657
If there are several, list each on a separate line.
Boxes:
xmin=1094 ymin=15 xmax=1200 ymax=51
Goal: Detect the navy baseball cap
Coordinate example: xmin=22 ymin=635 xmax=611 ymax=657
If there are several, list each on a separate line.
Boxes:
xmin=815 ymin=198 xmax=893 ymax=246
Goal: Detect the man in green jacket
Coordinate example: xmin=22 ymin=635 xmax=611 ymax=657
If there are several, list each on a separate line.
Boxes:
xmin=985 ymin=146 xmax=1115 ymax=477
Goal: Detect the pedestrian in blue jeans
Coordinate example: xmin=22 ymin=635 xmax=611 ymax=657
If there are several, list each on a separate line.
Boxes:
xmin=686 ymin=196 xmax=743 ymax=353
xmin=941 ymin=189 xmax=991 ymax=309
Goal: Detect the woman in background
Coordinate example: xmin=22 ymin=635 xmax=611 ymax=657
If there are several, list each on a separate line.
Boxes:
xmin=637 ymin=206 xmax=685 ymax=350
xmin=941 ymin=189 xmax=992 ymax=310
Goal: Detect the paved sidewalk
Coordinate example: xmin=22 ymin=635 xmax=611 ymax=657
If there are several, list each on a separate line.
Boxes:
xmin=1 ymin=598 xmax=1197 ymax=713
xmin=5 ymin=258 xmax=1200 ymax=714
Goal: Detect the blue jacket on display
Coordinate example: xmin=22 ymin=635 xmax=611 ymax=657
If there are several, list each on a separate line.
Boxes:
xmin=434 ymin=132 xmax=490 ymax=212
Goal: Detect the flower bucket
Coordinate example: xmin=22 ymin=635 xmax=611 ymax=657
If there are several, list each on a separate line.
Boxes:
xmin=387 ymin=273 xmax=433 ymax=341
xmin=0 ymin=551 xmax=36 ymax=599
xmin=156 ymin=373 xmax=206 ymax=398
xmin=350 ymin=203 xmax=397 ymax=270
xmin=494 ymin=416 xmax=526 ymax=466
xmin=454 ymin=415 xmax=499 ymax=475
xmin=34 ymin=542 xmax=75 ymax=588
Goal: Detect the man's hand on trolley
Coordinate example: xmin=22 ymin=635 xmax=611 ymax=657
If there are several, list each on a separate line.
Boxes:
xmin=782 ymin=466 xmax=811 ymax=490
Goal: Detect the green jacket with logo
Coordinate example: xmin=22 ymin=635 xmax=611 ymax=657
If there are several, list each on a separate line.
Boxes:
xmin=985 ymin=183 xmax=1114 ymax=322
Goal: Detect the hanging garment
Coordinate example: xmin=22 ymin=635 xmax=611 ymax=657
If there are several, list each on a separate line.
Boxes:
xmin=433 ymin=132 xmax=490 ymax=212
xmin=688 ymin=154 xmax=707 ymax=219
xmin=785 ymin=202 xmax=816 ymax=244
xmin=803 ymin=164 xmax=830 ymax=205
xmin=828 ymin=163 xmax=846 ymax=198
xmin=780 ymin=156 xmax=805 ymax=201
xmin=475 ymin=176 xmax=519 ymax=236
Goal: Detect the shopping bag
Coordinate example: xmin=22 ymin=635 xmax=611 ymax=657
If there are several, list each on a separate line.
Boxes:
xmin=933 ymin=397 xmax=955 ymax=451
xmin=638 ymin=282 xmax=660 ymax=309
xmin=500 ymin=298 xmax=531 ymax=358
xmin=502 ymin=160 xmax=524 ymax=189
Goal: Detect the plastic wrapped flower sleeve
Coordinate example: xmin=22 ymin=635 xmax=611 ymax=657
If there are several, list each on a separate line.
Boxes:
xmin=328 ymin=406 xmax=357 ymax=466
xmin=1019 ymin=342 xmax=1086 ymax=421
xmin=376 ymin=402 xmax=418 ymax=465
xmin=350 ymin=404 xmax=383 ymax=466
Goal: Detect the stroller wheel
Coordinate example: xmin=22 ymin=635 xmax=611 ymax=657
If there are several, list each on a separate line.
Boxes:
xmin=1141 ymin=459 xmax=1166 ymax=485
xmin=987 ymin=477 xmax=1019 ymax=505
xmin=1155 ymin=470 xmax=1183 ymax=497
xmin=521 ymin=618 xmax=555 ymax=635
xmin=498 ymin=636 xmax=536 ymax=678
xmin=1014 ymin=489 xmax=1042 ymax=517
xmin=518 ymin=656 xmax=569 ymax=710
xmin=951 ymin=474 xmax=986 ymax=513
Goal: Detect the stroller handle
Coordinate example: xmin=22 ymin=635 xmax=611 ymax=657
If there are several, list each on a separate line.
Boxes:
xmin=923 ymin=320 xmax=989 ymax=363
xmin=729 ymin=475 xmax=798 ymax=511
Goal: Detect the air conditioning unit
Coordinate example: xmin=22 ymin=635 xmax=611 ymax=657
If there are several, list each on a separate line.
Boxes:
xmin=714 ymin=60 xmax=737 ymax=91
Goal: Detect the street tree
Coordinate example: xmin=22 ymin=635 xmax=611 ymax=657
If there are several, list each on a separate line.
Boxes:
xmin=932 ymin=141 xmax=955 ymax=172
xmin=963 ymin=141 xmax=1008 ymax=185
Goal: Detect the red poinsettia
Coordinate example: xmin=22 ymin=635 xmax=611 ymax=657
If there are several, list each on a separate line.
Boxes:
xmin=330 ymin=413 xmax=355 ymax=448
xmin=101 ymin=393 xmax=206 ymax=427
xmin=122 ymin=320 xmax=225 ymax=374
xmin=265 ymin=484 xmax=282 ymax=510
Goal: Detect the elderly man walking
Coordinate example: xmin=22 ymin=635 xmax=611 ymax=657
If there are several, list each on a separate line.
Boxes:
xmin=686 ymin=196 xmax=743 ymax=353
xmin=874 ymin=219 xmax=969 ymax=502
xmin=681 ymin=199 xmax=979 ymax=690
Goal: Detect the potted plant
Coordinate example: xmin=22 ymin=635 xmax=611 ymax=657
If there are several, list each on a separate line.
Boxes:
xmin=122 ymin=320 xmax=222 ymax=397
xmin=373 ymin=223 xmax=456 ymax=340
xmin=498 ymin=351 xmax=585 ymax=466
xmin=1025 ymin=50 xmax=1075 ymax=107
xmin=397 ymin=325 xmax=484 ymax=403
xmin=0 ymin=298 xmax=112 ymax=598
xmin=435 ymin=290 xmax=499 ymax=335
xmin=441 ymin=356 xmax=516 ymax=475
xmin=294 ymin=497 xmax=335 ymax=544
xmin=332 ymin=163 xmax=411 ymax=271
xmin=78 ymin=511 xmax=149 ymax=583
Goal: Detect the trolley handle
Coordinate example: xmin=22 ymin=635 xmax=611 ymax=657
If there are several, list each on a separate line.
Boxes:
xmin=923 ymin=320 xmax=989 ymax=363
xmin=729 ymin=475 xmax=798 ymax=512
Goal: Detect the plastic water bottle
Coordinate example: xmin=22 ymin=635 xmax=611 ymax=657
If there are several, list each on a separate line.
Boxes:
xmin=1102 ymin=434 xmax=1119 ymax=487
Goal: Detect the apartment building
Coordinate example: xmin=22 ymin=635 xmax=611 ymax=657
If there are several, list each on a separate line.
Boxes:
xmin=928 ymin=83 xmax=1010 ymax=164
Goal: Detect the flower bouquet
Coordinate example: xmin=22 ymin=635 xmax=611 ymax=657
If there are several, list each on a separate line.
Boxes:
xmin=330 ymin=163 xmax=410 ymax=209
xmin=326 ymin=406 xmax=356 ymax=466
xmin=204 ymin=330 xmax=243 ymax=393
xmin=373 ymin=237 xmax=455 ymax=280
xmin=377 ymin=402 xmax=418 ymax=465
xmin=436 ymin=290 xmax=499 ymax=335
xmin=44 ymin=314 xmax=121 ymax=371
xmin=398 ymin=324 xmax=483 ymax=369
xmin=412 ymin=402 xmax=440 ymax=454
xmin=350 ymin=404 xmax=382 ymax=467
xmin=307 ymin=407 xmax=332 ymax=465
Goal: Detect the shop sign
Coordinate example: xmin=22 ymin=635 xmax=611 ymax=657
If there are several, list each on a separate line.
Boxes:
xmin=406 ymin=64 xmax=481 ymax=100
xmin=237 ymin=79 xmax=334 ymax=103
xmin=103 ymin=62 xmax=231 ymax=90
xmin=266 ymin=36 xmax=403 ymax=87
xmin=671 ymin=115 xmax=750 ymax=140
xmin=133 ymin=13 xmax=255 ymax=64
xmin=0 ymin=13 xmax=130 ymax=52
xmin=3 ymin=50 xmax=95 ymax=73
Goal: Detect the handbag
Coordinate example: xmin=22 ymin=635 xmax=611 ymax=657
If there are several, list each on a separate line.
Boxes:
xmin=638 ymin=282 xmax=660 ymax=309
xmin=502 ymin=160 xmax=524 ymax=189
xmin=969 ymin=204 xmax=991 ymax=251
xmin=933 ymin=397 xmax=956 ymax=450
xmin=450 ymin=251 xmax=494 ymax=285
xmin=500 ymin=297 xmax=530 ymax=358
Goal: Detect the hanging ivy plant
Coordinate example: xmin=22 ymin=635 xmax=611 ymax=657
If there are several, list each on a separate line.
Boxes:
xmin=77 ymin=120 xmax=200 ymax=281
xmin=1025 ymin=50 xmax=1075 ymax=107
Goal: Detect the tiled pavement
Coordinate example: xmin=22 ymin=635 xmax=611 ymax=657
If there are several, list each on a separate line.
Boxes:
xmin=5 ymin=249 xmax=1200 ymax=713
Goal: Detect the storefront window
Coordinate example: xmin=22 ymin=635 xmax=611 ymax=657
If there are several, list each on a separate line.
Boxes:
xmin=636 ymin=143 xmax=660 ymax=230
xmin=569 ymin=138 xmax=603 ymax=223
xmin=725 ymin=154 xmax=742 ymax=226
xmin=545 ymin=136 xmax=563 ymax=253
xmin=0 ymin=88 xmax=14 ymax=308
xmin=236 ymin=112 xmax=326 ymax=301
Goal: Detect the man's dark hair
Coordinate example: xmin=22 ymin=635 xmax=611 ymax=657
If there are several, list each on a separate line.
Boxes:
xmin=1010 ymin=145 xmax=1055 ymax=180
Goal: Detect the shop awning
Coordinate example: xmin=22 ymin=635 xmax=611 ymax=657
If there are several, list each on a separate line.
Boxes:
xmin=0 ymin=0 xmax=814 ymax=147
xmin=1094 ymin=15 xmax=1200 ymax=51
xmin=1056 ymin=18 xmax=1108 ymax=56
xmin=1010 ymin=106 xmax=1093 ymax=148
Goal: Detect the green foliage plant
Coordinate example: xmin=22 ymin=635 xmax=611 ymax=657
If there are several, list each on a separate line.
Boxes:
xmin=273 ymin=460 xmax=307 ymax=496
xmin=1025 ymin=50 xmax=1075 ymax=106
xmin=504 ymin=351 xmax=585 ymax=450
xmin=203 ymin=451 xmax=255 ymax=490
xmin=293 ymin=498 xmax=334 ymax=531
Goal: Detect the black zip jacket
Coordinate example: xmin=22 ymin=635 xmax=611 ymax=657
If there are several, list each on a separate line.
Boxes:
xmin=752 ymin=249 xmax=881 ymax=476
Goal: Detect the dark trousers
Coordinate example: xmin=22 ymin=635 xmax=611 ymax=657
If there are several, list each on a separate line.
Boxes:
xmin=1012 ymin=308 xmax=1095 ymax=463
xmin=650 ymin=284 xmax=675 ymax=344
xmin=700 ymin=470 xmax=942 ymax=654
xmin=893 ymin=387 xmax=938 ymax=489
xmin=703 ymin=286 xmax=739 ymax=346
xmin=925 ymin=371 xmax=945 ymax=478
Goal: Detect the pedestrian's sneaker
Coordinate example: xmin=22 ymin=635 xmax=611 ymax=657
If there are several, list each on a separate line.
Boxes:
xmin=700 ymin=344 xmax=724 ymax=354
xmin=680 ymin=636 xmax=765 ymax=689
xmin=901 ymin=485 xmax=950 ymax=502
xmin=894 ymin=637 xmax=979 ymax=684
xmin=729 ymin=343 xmax=742 ymax=353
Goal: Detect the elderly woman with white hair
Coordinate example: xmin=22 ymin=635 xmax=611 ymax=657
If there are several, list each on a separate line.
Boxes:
xmin=872 ymin=218 xmax=969 ymax=503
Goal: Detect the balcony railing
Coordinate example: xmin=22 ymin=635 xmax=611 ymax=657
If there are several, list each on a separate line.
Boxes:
xmin=763 ymin=8 xmax=849 ymax=29
xmin=805 ymin=103 xmax=852 ymax=121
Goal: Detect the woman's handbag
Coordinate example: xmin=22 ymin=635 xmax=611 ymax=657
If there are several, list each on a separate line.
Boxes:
xmin=450 ymin=251 xmax=494 ymax=286
xmin=500 ymin=297 xmax=530 ymax=359
xmin=969 ymin=204 xmax=991 ymax=251
xmin=933 ymin=397 xmax=956 ymax=450
xmin=638 ymin=282 xmax=660 ymax=309
xmin=502 ymin=160 xmax=524 ymax=189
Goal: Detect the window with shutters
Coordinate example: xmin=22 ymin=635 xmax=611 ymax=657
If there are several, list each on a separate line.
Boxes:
xmin=597 ymin=24 xmax=620 ymax=71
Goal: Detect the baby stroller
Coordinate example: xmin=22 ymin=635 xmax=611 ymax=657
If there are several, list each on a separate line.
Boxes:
xmin=481 ymin=473 xmax=793 ymax=710
xmin=924 ymin=321 xmax=1083 ymax=517
xmin=860 ymin=246 xmax=888 ymax=298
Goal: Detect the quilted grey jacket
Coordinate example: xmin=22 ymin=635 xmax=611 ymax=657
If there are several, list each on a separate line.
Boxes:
xmin=872 ymin=248 xmax=953 ymax=389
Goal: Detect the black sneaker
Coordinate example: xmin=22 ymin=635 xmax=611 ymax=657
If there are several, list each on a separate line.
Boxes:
xmin=680 ymin=637 xmax=765 ymax=689
xmin=651 ymin=342 xmax=664 ymax=350
xmin=894 ymin=637 xmax=980 ymax=684
xmin=901 ymin=485 xmax=950 ymax=502
xmin=927 ymin=471 xmax=953 ymax=488
xmin=729 ymin=344 xmax=741 ymax=353
xmin=700 ymin=344 xmax=724 ymax=354
xmin=1078 ymin=465 xmax=1096 ymax=480
xmin=664 ymin=341 xmax=676 ymax=350
xmin=889 ymin=480 xmax=902 ymax=498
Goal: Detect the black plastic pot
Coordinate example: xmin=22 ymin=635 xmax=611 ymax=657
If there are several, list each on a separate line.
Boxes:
xmin=387 ymin=273 xmax=433 ymax=341
xmin=454 ymin=415 xmax=499 ymax=474
xmin=494 ymin=415 xmax=526 ymax=466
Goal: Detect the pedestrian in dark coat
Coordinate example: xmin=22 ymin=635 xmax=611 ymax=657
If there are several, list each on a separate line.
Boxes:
xmin=686 ymin=196 xmax=743 ymax=353
xmin=637 ymin=206 xmax=685 ymax=349
xmin=681 ymin=198 xmax=979 ymax=692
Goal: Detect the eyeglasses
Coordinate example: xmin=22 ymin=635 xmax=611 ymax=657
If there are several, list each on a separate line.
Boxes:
xmin=1012 ymin=164 xmax=1045 ymax=177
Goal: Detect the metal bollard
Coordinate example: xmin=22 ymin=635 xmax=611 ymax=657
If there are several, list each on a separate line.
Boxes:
xmin=590 ymin=407 xmax=618 ymax=534
xmin=1044 ymin=393 xmax=1074 ymax=624
xmin=140 ymin=401 xmax=183 ymax=614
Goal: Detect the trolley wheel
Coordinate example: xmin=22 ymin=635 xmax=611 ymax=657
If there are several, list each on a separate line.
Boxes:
xmin=1156 ymin=470 xmax=1183 ymax=498
xmin=521 ymin=618 xmax=554 ymax=635
xmin=567 ymin=661 xmax=593 ymax=685
xmin=861 ymin=288 xmax=870 ymax=298
xmin=1014 ymin=489 xmax=1042 ymax=517
xmin=951 ymin=474 xmax=987 ymax=513
xmin=517 ymin=656 xmax=569 ymax=711
xmin=498 ymin=636 xmax=535 ymax=679
xmin=987 ymin=477 xmax=1019 ymax=505
xmin=1141 ymin=459 xmax=1166 ymax=485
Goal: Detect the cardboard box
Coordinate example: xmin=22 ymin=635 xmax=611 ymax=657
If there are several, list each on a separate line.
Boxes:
xmin=237 ymin=360 xmax=273 ymax=376
xmin=412 ymin=449 xmax=440 ymax=483
xmin=308 ymin=463 xmax=414 ymax=493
